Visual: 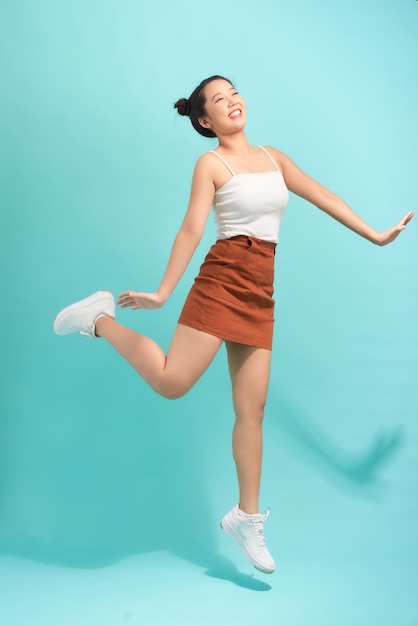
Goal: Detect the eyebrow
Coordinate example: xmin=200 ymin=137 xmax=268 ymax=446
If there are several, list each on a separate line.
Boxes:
xmin=211 ymin=86 xmax=236 ymax=102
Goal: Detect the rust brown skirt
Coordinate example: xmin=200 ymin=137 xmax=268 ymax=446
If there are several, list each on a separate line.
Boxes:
xmin=178 ymin=235 xmax=276 ymax=350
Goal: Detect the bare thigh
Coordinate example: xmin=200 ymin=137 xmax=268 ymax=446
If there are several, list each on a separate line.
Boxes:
xmin=162 ymin=323 xmax=223 ymax=398
xmin=225 ymin=342 xmax=272 ymax=417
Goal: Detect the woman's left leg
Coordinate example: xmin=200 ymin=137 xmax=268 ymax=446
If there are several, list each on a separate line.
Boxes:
xmin=221 ymin=341 xmax=275 ymax=573
xmin=225 ymin=342 xmax=272 ymax=514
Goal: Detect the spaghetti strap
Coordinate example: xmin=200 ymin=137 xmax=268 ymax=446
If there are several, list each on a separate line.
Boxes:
xmin=258 ymin=146 xmax=280 ymax=171
xmin=210 ymin=150 xmax=235 ymax=176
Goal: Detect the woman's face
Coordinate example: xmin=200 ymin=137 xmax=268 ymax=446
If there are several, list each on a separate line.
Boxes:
xmin=198 ymin=79 xmax=247 ymax=137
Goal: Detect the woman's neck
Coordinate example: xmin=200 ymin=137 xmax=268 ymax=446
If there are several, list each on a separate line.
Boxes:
xmin=216 ymin=131 xmax=251 ymax=155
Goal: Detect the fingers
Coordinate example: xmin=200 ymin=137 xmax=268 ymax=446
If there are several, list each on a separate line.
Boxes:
xmin=379 ymin=210 xmax=414 ymax=245
xmin=396 ymin=210 xmax=414 ymax=233
xmin=117 ymin=290 xmax=136 ymax=300
xmin=402 ymin=210 xmax=414 ymax=226
xmin=116 ymin=297 xmax=131 ymax=307
xmin=117 ymin=291 xmax=139 ymax=308
xmin=116 ymin=291 xmax=161 ymax=310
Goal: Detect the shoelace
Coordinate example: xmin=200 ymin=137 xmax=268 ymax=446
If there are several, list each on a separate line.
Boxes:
xmin=251 ymin=508 xmax=270 ymax=546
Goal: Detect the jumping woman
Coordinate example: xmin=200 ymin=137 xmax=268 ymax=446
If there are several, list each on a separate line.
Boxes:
xmin=53 ymin=75 xmax=413 ymax=574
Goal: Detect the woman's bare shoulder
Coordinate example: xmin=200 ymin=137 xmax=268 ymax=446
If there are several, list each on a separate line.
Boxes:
xmin=195 ymin=150 xmax=220 ymax=170
xmin=262 ymin=146 xmax=288 ymax=174
xmin=194 ymin=150 xmax=230 ymax=190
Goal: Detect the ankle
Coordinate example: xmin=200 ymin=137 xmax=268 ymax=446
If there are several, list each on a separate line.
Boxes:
xmin=238 ymin=503 xmax=259 ymax=516
xmin=94 ymin=314 xmax=110 ymax=337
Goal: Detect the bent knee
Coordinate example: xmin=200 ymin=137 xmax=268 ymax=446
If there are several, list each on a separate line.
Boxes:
xmin=156 ymin=379 xmax=190 ymax=400
xmin=164 ymin=388 xmax=188 ymax=401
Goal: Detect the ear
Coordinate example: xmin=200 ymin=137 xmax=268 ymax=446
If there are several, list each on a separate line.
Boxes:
xmin=198 ymin=116 xmax=212 ymax=129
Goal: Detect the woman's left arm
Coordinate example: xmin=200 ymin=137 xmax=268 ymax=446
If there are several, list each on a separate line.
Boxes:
xmin=272 ymin=148 xmax=414 ymax=246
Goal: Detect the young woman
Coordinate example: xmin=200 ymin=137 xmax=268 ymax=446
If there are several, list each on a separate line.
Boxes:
xmin=53 ymin=75 xmax=413 ymax=575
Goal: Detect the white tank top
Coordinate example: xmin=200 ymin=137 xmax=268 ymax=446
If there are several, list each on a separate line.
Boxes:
xmin=210 ymin=146 xmax=289 ymax=244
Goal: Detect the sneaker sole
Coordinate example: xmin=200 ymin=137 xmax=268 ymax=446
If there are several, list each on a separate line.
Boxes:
xmin=53 ymin=290 xmax=114 ymax=335
xmin=220 ymin=519 xmax=275 ymax=575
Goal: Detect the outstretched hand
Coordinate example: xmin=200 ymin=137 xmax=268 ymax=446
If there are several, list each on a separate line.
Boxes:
xmin=117 ymin=291 xmax=165 ymax=310
xmin=375 ymin=210 xmax=414 ymax=246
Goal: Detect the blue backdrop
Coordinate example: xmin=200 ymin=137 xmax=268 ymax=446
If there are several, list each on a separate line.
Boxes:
xmin=1 ymin=1 xmax=417 ymax=624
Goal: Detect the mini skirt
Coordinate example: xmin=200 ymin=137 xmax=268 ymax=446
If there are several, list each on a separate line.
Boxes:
xmin=178 ymin=235 xmax=276 ymax=350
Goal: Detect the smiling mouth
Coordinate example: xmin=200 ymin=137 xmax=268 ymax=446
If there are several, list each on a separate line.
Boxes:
xmin=229 ymin=109 xmax=242 ymax=119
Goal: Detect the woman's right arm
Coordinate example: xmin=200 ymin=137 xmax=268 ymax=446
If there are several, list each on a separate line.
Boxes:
xmin=117 ymin=155 xmax=215 ymax=310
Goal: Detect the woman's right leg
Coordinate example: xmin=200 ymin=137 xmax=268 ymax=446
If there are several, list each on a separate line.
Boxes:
xmin=96 ymin=317 xmax=222 ymax=399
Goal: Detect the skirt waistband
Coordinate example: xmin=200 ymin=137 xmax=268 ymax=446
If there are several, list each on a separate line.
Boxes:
xmin=220 ymin=235 xmax=277 ymax=250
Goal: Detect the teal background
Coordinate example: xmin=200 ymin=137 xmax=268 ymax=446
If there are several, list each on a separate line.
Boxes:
xmin=1 ymin=0 xmax=417 ymax=624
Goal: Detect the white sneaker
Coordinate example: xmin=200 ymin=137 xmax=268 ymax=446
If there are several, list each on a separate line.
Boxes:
xmin=53 ymin=290 xmax=115 ymax=339
xmin=221 ymin=505 xmax=276 ymax=574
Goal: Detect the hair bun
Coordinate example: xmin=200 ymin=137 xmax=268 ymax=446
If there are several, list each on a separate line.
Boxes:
xmin=174 ymin=97 xmax=190 ymax=116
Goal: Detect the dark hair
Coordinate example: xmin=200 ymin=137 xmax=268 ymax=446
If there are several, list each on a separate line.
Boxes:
xmin=174 ymin=75 xmax=233 ymax=138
